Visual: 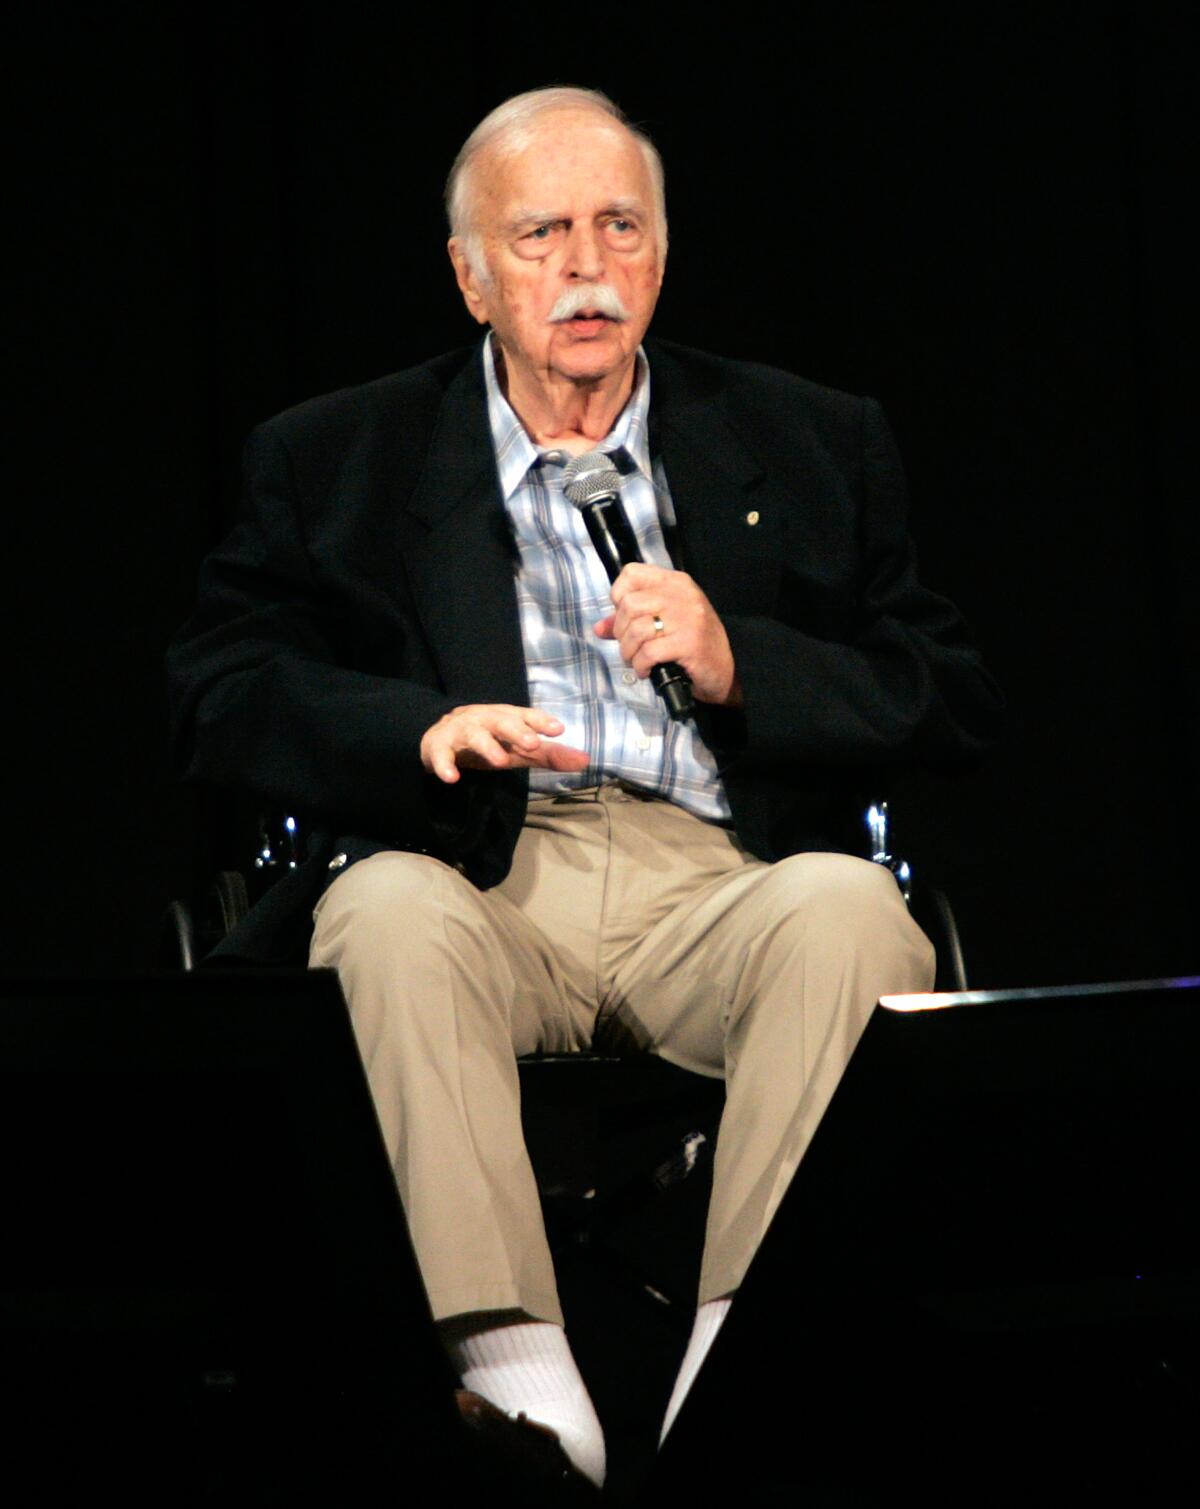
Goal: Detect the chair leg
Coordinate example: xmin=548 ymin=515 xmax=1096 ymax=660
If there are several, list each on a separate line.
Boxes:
xmin=162 ymin=899 xmax=197 ymax=971
xmin=927 ymin=886 xmax=969 ymax=991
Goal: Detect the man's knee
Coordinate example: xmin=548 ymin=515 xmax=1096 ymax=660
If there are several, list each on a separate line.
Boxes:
xmin=757 ymin=851 xmax=906 ymax=927
xmin=751 ymin=852 xmax=934 ymax=987
xmin=310 ymin=850 xmax=486 ymax=969
xmin=316 ymin=849 xmax=459 ymax=920
xmin=309 ymin=850 xmax=570 ymax=1058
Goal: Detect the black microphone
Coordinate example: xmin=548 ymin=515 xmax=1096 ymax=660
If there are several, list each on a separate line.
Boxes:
xmin=563 ymin=451 xmax=696 ymax=721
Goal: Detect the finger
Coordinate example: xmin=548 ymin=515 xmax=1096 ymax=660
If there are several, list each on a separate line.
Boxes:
xmin=454 ymin=704 xmax=565 ymax=737
xmin=615 ymin=612 xmax=653 ymax=662
xmin=608 ymin=602 xmax=640 ymax=642
xmin=424 ymin=733 xmax=462 ymax=784
xmin=593 ymin=614 xmax=616 ymax=639
xmin=460 ymin=725 xmax=514 ymax=769
xmin=630 ymin=629 xmax=684 ymax=677
xmin=502 ymin=743 xmax=589 ymax=773
xmin=491 ymin=713 xmax=545 ymax=751
xmin=611 ymin=562 xmax=668 ymax=606
xmin=425 ymin=706 xmax=557 ymax=780
xmin=618 ymin=613 xmax=673 ymax=666
xmin=460 ymin=707 xmax=566 ymax=751
xmin=535 ymin=742 xmax=591 ymax=772
xmin=612 ymin=588 xmax=669 ymax=623
xmin=523 ymin=709 xmax=567 ymax=735
xmin=613 ymin=594 xmax=686 ymax=647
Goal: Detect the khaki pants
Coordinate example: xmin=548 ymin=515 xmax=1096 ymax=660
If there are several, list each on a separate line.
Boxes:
xmin=310 ymin=785 xmax=934 ymax=1326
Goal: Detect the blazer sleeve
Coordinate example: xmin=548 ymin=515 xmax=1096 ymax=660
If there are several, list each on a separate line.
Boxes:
xmin=166 ymin=423 xmax=480 ymax=853
xmin=716 ymin=397 xmax=1002 ymax=770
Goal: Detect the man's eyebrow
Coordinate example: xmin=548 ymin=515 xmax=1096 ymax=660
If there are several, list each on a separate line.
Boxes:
xmin=507 ymin=208 xmax=562 ymax=234
xmin=603 ymin=199 xmax=646 ymax=219
xmin=505 ymin=199 xmax=649 ymax=235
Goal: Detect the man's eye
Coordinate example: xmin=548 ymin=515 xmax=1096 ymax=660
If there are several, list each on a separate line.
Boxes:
xmin=610 ymin=219 xmax=633 ymax=233
xmin=526 ymin=223 xmax=556 ymax=241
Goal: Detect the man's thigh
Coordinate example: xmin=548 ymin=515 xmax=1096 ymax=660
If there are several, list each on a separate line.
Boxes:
xmin=310 ymin=849 xmax=585 ymax=1056
xmin=601 ymin=849 xmax=933 ymax=1075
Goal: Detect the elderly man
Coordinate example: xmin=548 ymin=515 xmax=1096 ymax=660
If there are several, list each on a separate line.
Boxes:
xmin=169 ymin=86 xmax=1001 ymax=1488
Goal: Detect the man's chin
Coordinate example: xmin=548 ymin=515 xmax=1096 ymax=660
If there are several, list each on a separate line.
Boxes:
xmin=550 ymin=323 xmax=636 ymax=379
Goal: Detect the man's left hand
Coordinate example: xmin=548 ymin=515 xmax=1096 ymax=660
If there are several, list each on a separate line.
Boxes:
xmin=594 ymin=563 xmax=743 ymax=707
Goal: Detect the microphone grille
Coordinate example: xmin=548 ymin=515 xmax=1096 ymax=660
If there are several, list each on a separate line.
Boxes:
xmin=563 ymin=450 xmax=622 ymax=507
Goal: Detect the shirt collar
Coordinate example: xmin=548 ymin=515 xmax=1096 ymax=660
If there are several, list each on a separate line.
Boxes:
xmin=482 ymin=332 xmax=653 ymax=503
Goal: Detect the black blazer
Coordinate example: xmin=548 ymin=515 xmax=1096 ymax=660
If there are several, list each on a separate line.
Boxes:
xmin=168 ymin=338 xmax=1002 ymax=963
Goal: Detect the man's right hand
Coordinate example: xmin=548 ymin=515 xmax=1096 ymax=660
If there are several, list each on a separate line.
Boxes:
xmin=420 ymin=705 xmax=590 ymax=785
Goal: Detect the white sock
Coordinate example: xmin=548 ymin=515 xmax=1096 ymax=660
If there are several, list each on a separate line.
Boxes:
xmin=659 ymin=1296 xmax=732 ymax=1445
xmin=442 ymin=1314 xmax=606 ymax=1487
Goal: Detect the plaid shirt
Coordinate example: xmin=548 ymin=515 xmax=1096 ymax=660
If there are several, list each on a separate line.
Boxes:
xmin=483 ymin=336 xmax=731 ymax=821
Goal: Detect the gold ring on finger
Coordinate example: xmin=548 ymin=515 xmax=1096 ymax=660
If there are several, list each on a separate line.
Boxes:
xmin=652 ymin=615 xmax=665 ymax=635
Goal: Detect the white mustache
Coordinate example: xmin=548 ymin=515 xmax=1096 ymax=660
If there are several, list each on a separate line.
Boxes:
xmin=548 ymin=285 xmax=631 ymax=323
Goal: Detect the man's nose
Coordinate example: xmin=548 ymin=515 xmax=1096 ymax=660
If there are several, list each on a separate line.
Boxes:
xmin=564 ymin=222 xmax=605 ymax=280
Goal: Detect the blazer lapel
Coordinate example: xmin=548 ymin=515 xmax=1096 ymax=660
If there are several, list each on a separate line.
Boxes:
xmin=647 ymin=341 xmax=776 ymax=616
xmin=401 ymin=351 xmax=530 ymax=707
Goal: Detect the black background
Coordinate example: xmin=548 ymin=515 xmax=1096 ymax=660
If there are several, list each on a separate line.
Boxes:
xmin=9 ymin=1 xmax=1196 ymax=989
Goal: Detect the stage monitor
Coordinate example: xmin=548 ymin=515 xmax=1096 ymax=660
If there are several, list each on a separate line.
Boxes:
xmin=657 ymin=977 xmax=1200 ymax=1506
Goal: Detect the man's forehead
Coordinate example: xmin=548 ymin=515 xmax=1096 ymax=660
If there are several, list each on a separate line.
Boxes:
xmin=479 ymin=110 xmax=651 ymax=203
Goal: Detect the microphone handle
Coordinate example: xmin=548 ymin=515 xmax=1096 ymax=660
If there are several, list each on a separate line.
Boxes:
xmin=579 ymin=496 xmax=696 ymax=722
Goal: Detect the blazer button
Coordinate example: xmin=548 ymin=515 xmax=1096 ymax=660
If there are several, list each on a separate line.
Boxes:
xmin=745 ymin=509 xmax=761 ymax=526
xmin=328 ymin=852 xmax=348 ymax=871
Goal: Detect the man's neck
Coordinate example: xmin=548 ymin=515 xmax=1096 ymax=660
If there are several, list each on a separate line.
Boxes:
xmin=495 ymin=345 xmax=637 ymax=456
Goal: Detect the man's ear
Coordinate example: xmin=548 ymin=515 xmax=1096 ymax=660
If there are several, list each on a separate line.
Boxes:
xmin=448 ymin=239 xmax=491 ymax=327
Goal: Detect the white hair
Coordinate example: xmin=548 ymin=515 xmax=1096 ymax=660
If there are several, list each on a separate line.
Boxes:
xmin=445 ymin=86 xmax=668 ymax=284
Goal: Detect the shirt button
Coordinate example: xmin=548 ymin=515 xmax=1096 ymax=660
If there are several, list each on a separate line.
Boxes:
xmin=622 ymin=670 xmax=637 ymax=686
xmin=637 ymin=737 xmax=651 ymax=751
xmin=745 ymin=509 xmax=761 ymax=526
xmin=543 ymin=450 xmax=563 ymax=464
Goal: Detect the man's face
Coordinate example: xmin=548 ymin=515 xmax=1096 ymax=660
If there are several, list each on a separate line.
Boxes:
xmin=450 ymin=109 xmax=664 ymax=390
